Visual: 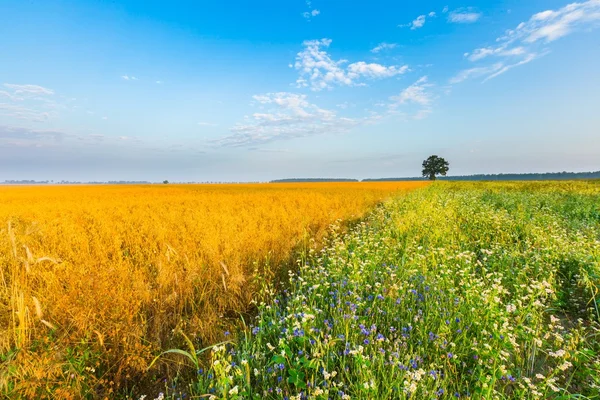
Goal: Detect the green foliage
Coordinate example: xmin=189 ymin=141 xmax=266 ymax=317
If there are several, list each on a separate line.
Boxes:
xmin=147 ymin=331 xmax=230 ymax=371
xmin=422 ymin=155 xmax=450 ymax=180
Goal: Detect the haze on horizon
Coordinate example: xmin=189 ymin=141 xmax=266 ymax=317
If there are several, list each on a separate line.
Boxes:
xmin=1 ymin=0 xmax=599 ymax=182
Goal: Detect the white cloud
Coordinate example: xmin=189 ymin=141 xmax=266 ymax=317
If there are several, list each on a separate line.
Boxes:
xmin=198 ymin=122 xmax=218 ymax=127
xmin=0 ymin=91 xmax=18 ymax=101
xmin=347 ymin=62 xmax=409 ymax=78
xmin=0 ymin=83 xmax=59 ymax=122
xmin=156 ymin=80 xmax=163 ymax=84
xmin=294 ymin=39 xmax=409 ymax=91
xmin=400 ymin=11 xmax=437 ymax=29
xmin=449 ymin=64 xmax=504 ymax=84
xmin=388 ymin=77 xmax=434 ymax=120
xmin=302 ymin=10 xmax=320 ymax=18
xmin=411 ymin=15 xmax=427 ymax=29
xmin=448 ymin=9 xmax=482 ymax=23
xmin=482 ymin=53 xmax=541 ymax=82
xmin=371 ymin=42 xmax=397 ymax=53
xmin=510 ymin=1 xmax=600 ymax=44
xmin=466 ymin=46 xmax=526 ymax=61
xmin=456 ymin=1 xmax=600 ymax=83
xmin=0 ymin=103 xmax=50 ymax=122
xmin=121 ymin=75 xmax=138 ymax=81
xmin=442 ymin=6 xmax=449 ymax=13
xmin=213 ymin=92 xmax=376 ymax=147
xmin=302 ymin=0 xmax=320 ymax=20
xmin=3 ymin=84 xmax=54 ymax=96
xmin=391 ymin=76 xmax=433 ymax=106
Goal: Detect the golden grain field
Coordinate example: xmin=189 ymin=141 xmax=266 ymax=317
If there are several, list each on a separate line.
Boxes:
xmin=0 ymin=181 xmax=427 ymax=398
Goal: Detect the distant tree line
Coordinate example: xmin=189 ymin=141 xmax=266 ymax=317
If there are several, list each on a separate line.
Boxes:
xmin=3 ymin=180 xmax=51 ymax=184
xmin=271 ymin=178 xmax=359 ymax=183
xmin=2 ymin=180 xmax=151 ymax=185
xmin=363 ymin=171 xmax=600 ymax=182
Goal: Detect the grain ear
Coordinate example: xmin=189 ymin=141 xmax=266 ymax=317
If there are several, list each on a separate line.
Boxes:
xmin=32 ymin=296 xmax=43 ymax=319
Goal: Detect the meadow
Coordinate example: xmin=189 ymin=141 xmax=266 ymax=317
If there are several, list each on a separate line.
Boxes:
xmin=188 ymin=181 xmax=600 ymax=399
xmin=0 ymin=182 xmax=427 ymax=398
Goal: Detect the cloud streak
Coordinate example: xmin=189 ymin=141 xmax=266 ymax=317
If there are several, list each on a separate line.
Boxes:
xmin=454 ymin=1 xmax=600 ymax=83
xmin=0 ymin=83 xmax=59 ymax=122
xmin=400 ymin=11 xmax=437 ymax=29
xmin=448 ymin=9 xmax=482 ymax=23
xmin=213 ymin=92 xmax=377 ymax=147
xmin=388 ymin=77 xmax=435 ymax=119
xmin=3 ymin=84 xmax=54 ymax=97
xmin=371 ymin=42 xmax=397 ymax=53
xmin=391 ymin=76 xmax=433 ymax=106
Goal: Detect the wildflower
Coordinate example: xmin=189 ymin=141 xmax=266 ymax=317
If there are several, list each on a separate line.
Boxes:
xmin=558 ymin=361 xmax=572 ymax=371
xmin=549 ymin=349 xmax=566 ymax=358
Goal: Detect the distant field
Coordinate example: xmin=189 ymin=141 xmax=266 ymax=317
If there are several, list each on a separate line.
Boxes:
xmin=192 ymin=181 xmax=600 ymax=400
xmin=0 ymin=182 xmax=427 ymax=398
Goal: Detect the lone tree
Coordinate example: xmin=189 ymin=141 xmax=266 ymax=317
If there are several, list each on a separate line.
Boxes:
xmin=422 ymin=155 xmax=449 ymax=180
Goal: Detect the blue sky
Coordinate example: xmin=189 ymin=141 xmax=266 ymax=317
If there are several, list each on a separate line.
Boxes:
xmin=1 ymin=0 xmax=599 ymax=181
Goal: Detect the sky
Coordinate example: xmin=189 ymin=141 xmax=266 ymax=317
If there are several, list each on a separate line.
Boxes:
xmin=1 ymin=0 xmax=599 ymax=182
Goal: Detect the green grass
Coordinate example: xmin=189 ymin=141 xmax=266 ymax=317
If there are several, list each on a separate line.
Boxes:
xmin=161 ymin=181 xmax=600 ymax=399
